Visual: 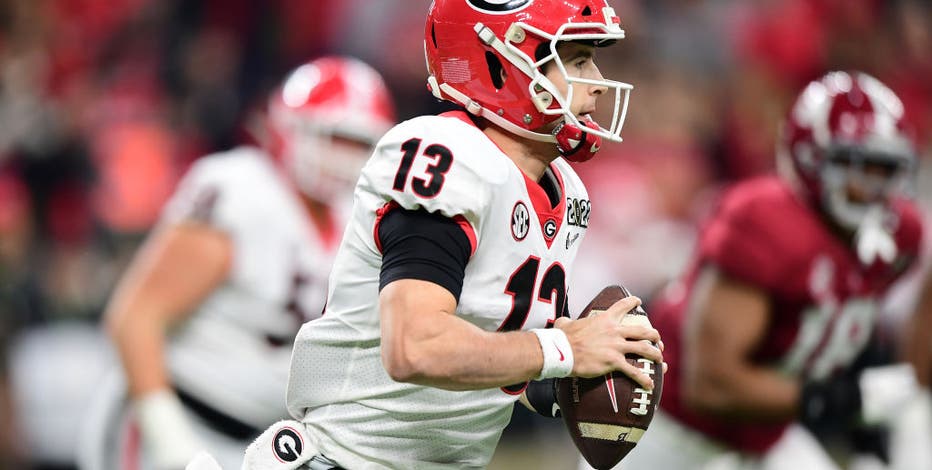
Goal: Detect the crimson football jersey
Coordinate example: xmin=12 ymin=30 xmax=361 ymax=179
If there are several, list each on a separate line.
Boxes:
xmin=652 ymin=176 xmax=922 ymax=454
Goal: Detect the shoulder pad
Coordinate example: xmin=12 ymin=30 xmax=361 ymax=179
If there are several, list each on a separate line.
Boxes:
xmin=161 ymin=147 xmax=280 ymax=230
xmin=700 ymin=178 xmax=813 ymax=290
xmin=359 ymin=115 xmax=508 ymax=224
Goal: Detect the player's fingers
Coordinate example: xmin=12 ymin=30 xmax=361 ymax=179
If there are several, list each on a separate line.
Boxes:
xmin=658 ymin=339 xmax=665 ymax=352
xmin=662 ymin=361 xmax=669 ymax=375
xmin=606 ymin=296 xmax=641 ymax=321
xmin=624 ymin=339 xmax=663 ymax=364
xmin=553 ymin=317 xmax=571 ymax=329
xmin=616 ymin=358 xmax=654 ymax=391
xmin=619 ymin=325 xmax=661 ymax=345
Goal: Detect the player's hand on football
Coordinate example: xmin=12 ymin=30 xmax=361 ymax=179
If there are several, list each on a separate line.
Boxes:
xmin=554 ymin=296 xmax=664 ymax=390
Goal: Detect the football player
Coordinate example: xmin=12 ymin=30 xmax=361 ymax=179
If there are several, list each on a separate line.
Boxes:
xmin=589 ymin=71 xmax=924 ymax=470
xmin=241 ymin=1 xmax=664 ymax=469
xmin=77 ymin=56 xmax=396 ymax=470
xmin=888 ymin=268 xmax=932 ymax=470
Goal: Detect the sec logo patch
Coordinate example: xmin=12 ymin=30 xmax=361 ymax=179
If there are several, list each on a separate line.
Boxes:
xmin=512 ymin=202 xmax=530 ymax=241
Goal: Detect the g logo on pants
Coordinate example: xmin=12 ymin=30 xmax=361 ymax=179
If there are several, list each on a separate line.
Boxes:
xmin=272 ymin=427 xmax=304 ymax=463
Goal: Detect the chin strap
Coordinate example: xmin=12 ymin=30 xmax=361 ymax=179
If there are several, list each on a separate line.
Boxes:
xmin=553 ymin=117 xmax=603 ymax=163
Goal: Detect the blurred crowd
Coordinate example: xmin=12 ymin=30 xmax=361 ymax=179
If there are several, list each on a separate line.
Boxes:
xmin=0 ymin=0 xmax=930 ymax=469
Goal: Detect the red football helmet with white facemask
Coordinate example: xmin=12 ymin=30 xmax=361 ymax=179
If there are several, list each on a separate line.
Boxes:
xmin=779 ymin=71 xmax=916 ymax=235
xmin=424 ymin=0 xmax=632 ymax=162
xmin=268 ymin=56 xmax=396 ymax=201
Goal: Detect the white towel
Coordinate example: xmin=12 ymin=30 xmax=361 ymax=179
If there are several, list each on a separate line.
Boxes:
xmin=241 ymin=420 xmax=317 ymax=470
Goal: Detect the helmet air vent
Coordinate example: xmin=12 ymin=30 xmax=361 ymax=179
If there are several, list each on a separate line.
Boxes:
xmin=485 ymin=52 xmax=505 ymax=89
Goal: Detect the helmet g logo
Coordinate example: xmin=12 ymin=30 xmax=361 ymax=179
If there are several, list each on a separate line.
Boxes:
xmin=466 ymin=0 xmax=533 ymax=14
xmin=272 ymin=427 xmax=304 ymax=463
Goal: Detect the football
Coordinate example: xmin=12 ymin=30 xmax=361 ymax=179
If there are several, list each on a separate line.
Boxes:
xmin=556 ymin=285 xmax=663 ymax=470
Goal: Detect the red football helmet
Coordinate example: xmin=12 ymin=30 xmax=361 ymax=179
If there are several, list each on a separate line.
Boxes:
xmin=779 ymin=71 xmax=916 ymax=233
xmin=268 ymin=56 xmax=396 ymax=201
xmin=425 ymin=0 xmax=631 ymax=161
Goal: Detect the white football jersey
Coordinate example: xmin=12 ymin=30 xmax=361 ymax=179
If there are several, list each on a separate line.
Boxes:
xmin=161 ymin=146 xmax=341 ymax=428
xmin=287 ymin=112 xmax=591 ymax=469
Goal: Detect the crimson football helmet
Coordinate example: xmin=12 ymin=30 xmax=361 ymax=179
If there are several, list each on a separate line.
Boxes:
xmin=424 ymin=0 xmax=632 ymax=162
xmin=268 ymin=56 xmax=396 ymax=201
xmin=779 ymin=71 xmax=916 ymax=233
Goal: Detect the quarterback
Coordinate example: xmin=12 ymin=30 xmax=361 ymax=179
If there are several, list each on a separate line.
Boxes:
xmin=242 ymin=1 xmax=664 ymax=469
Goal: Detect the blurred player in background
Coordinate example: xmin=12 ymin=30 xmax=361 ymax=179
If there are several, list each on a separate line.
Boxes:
xmin=888 ymin=268 xmax=932 ymax=470
xmin=77 ymin=56 xmax=396 ymax=470
xmin=240 ymin=1 xmax=664 ymax=469
xmin=592 ymin=71 xmax=926 ymax=470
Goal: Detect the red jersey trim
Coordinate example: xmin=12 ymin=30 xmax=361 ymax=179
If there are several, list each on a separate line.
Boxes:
xmin=453 ymin=214 xmax=478 ymax=256
xmin=373 ymin=201 xmax=401 ymax=254
xmin=521 ymin=164 xmax=567 ymax=249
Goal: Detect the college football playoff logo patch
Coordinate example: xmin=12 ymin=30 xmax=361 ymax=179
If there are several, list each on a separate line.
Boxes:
xmin=512 ymin=202 xmax=530 ymax=241
xmin=467 ymin=0 xmax=533 ymax=14
xmin=272 ymin=427 xmax=304 ymax=463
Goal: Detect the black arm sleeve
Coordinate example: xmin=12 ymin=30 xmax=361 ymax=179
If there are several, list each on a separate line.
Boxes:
xmin=377 ymin=207 xmax=473 ymax=301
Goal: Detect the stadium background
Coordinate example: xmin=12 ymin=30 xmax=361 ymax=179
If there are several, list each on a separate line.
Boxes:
xmin=0 ymin=0 xmax=929 ymax=468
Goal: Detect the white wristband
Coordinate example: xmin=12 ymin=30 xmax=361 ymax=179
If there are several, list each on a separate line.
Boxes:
xmin=133 ymin=390 xmax=204 ymax=470
xmin=531 ymin=328 xmax=574 ymax=380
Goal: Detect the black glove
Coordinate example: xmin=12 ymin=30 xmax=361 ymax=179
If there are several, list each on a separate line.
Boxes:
xmin=525 ymin=378 xmax=561 ymax=418
xmin=799 ymin=375 xmax=862 ymax=437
